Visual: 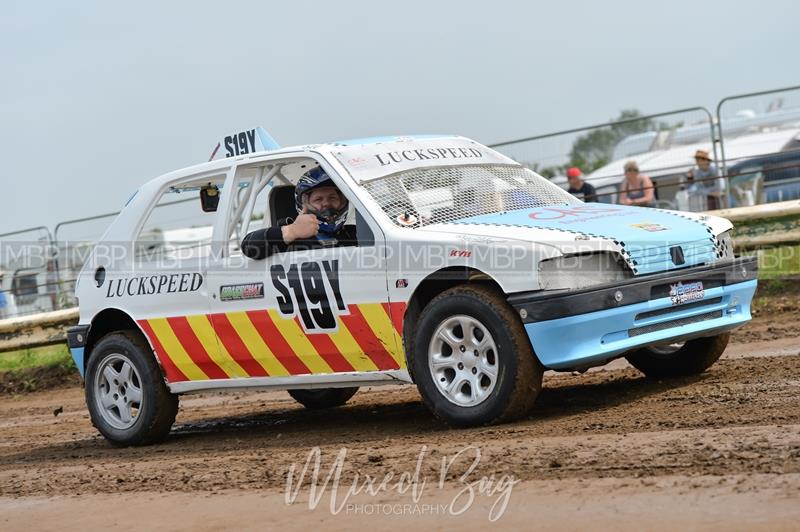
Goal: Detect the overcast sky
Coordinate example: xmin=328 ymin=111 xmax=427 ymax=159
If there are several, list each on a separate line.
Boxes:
xmin=1 ymin=0 xmax=798 ymax=235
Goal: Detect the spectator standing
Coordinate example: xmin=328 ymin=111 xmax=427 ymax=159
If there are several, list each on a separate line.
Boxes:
xmin=619 ymin=161 xmax=655 ymax=207
xmin=566 ymin=167 xmax=597 ymax=202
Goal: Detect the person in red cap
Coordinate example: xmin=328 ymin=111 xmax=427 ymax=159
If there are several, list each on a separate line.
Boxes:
xmin=566 ymin=167 xmax=597 ymax=202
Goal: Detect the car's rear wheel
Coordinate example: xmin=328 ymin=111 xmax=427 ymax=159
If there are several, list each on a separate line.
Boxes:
xmin=288 ymin=387 xmax=359 ymax=409
xmin=85 ymin=331 xmax=178 ymax=446
xmin=411 ymin=284 xmax=543 ymax=427
xmin=625 ymin=332 xmax=730 ymax=378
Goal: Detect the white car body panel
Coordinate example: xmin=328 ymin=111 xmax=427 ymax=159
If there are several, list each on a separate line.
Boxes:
xmin=69 ymin=134 xmax=753 ymax=394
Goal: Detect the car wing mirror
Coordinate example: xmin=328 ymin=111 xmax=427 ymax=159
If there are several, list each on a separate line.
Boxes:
xmin=200 ymin=185 xmax=220 ymax=212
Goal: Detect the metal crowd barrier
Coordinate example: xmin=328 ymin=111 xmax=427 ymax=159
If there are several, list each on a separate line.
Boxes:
xmin=0 ymin=307 xmax=79 ymax=353
xmin=1 ymin=200 xmax=799 ymax=354
xmin=2 ymin=85 xmax=800 ymax=354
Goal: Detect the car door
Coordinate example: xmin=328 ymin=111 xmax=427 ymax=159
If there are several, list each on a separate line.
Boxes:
xmin=205 ymin=161 xmax=403 ymax=381
xmin=127 ymin=174 xmax=228 ymax=384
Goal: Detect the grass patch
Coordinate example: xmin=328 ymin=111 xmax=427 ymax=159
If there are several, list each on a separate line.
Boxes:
xmin=0 ymin=344 xmax=78 ymax=394
xmin=744 ymin=244 xmax=800 ymax=278
xmin=0 ymin=344 xmax=73 ymax=372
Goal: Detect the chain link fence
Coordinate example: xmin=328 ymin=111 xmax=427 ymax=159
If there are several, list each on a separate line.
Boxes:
xmin=1 ymin=86 xmax=799 ymax=320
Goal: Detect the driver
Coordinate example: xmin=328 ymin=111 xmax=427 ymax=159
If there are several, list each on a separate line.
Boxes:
xmin=242 ymin=167 xmax=356 ymax=259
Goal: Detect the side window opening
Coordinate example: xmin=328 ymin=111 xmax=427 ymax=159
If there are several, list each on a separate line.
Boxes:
xmin=228 ymin=159 xmax=377 ymax=256
xmin=135 ymin=175 xmax=226 ymax=265
xmin=261 ymin=174 xmax=375 ymax=248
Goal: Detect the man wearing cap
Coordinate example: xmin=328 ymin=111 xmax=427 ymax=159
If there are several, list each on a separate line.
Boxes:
xmin=686 ymin=149 xmax=725 ymax=210
xmin=566 ymin=167 xmax=597 ymax=202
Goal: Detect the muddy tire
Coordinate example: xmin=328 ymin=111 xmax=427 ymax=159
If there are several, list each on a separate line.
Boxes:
xmin=411 ymin=284 xmax=543 ymax=427
xmin=625 ymin=332 xmax=730 ymax=378
xmin=288 ymin=387 xmax=359 ymax=409
xmin=85 ymin=331 xmax=178 ymax=446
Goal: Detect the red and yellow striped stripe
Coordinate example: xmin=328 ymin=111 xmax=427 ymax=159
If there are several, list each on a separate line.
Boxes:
xmin=138 ymin=302 xmax=407 ymax=383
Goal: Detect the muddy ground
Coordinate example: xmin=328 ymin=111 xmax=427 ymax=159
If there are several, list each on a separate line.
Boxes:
xmin=1 ymin=284 xmax=799 ymax=530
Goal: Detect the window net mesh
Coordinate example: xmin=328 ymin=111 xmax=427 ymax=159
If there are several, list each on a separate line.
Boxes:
xmin=363 ymin=164 xmax=579 ymax=227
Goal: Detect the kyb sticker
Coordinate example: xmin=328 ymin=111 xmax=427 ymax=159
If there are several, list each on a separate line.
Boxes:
xmin=220 ymin=282 xmax=264 ymax=302
xmin=449 ymin=249 xmax=472 ymax=258
xmin=669 ymin=281 xmax=704 ymax=305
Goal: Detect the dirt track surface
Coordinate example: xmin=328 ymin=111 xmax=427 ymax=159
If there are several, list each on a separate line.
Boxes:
xmin=2 ymin=309 xmax=800 ymax=529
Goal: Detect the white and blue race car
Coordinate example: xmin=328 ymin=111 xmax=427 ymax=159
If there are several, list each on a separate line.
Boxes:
xmin=68 ymin=130 xmax=756 ymax=445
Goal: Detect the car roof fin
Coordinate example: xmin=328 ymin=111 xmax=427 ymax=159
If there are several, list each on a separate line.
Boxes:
xmin=209 ymin=127 xmax=280 ymax=161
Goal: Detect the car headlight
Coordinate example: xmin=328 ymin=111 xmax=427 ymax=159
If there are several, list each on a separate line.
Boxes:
xmin=716 ymin=230 xmax=735 ymax=260
xmin=538 ymin=252 xmax=633 ymax=290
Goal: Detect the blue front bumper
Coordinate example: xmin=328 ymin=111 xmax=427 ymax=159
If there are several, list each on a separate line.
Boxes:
xmin=67 ymin=325 xmax=90 ymax=378
xmin=509 ymin=257 xmax=758 ymax=370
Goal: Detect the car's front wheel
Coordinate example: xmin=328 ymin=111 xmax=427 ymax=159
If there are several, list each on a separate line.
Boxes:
xmin=625 ymin=332 xmax=730 ymax=378
xmin=411 ymin=284 xmax=543 ymax=427
xmin=85 ymin=331 xmax=178 ymax=446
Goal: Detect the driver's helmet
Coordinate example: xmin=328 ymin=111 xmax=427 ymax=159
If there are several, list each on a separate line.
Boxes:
xmin=295 ymin=167 xmax=349 ymax=236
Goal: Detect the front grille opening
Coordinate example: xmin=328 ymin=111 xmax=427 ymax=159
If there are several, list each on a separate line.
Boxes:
xmin=628 ymin=310 xmax=723 ymax=337
xmin=635 ymin=297 xmax=723 ymax=321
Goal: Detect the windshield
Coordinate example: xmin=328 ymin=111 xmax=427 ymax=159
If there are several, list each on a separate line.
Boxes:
xmin=363 ymin=164 xmax=579 ymax=227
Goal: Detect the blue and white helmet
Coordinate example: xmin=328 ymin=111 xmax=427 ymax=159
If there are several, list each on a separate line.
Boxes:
xmin=295 ymin=167 xmax=349 ymax=235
